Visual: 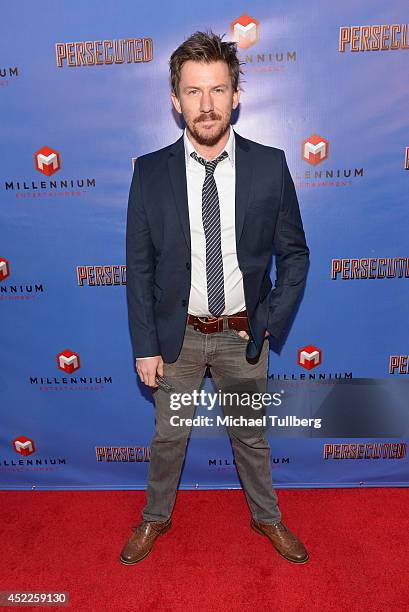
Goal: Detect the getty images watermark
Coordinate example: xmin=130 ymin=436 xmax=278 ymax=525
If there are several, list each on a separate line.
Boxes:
xmin=167 ymin=389 xmax=322 ymax=429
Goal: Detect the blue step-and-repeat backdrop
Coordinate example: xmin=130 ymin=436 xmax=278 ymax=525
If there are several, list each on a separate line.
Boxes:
xmin=1 ymin=1 xmax=408 ymax=490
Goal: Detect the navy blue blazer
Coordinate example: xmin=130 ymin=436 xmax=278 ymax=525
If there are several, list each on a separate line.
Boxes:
xmin=126 ymin=129 xmax=309 ymax=363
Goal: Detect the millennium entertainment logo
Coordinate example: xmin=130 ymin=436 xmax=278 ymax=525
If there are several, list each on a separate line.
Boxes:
xmin=0 ymin=256 xmax=45 ymax=302
xmin=0 ymin=436 xmax=68 ymax=472
xmin=295 ymin=134 xmax=364 ymax=189
xmin=230 ymin=13 xmax=296 ymax=74
xmin=29 ymin=349 xmax=113 ymax=392
xmin=268 ymin=344 xmax=353 ymax=382
xmin=4 ymin=146 xmax=96 ymax=201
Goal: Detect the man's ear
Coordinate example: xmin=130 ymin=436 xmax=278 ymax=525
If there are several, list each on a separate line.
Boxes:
xmin=232 ymin=87 xmax=240 ymax=110
xmin=171 ymin=91 xmax=182 ymax=114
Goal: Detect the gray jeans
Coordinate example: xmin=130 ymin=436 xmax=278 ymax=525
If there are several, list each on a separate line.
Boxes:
xmin=142 ymin=319 xmax=281 ymax=524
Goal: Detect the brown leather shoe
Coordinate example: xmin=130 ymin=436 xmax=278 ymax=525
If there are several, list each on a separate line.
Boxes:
xmin=251 ymin=519 xmax=309 ymax=564
xmin=119 ymin=518 xmax=171 ymax=565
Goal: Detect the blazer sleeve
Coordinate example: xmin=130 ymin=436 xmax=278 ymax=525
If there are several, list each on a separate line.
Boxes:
xmin=126 ymin=158 xmax=160 ymax=361
xmin=266 ymin=149 xmax=310 ymax=344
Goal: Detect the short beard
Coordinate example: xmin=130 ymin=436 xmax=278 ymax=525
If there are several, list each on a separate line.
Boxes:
xmin=187 ymin=112 xmax=231 ymax=147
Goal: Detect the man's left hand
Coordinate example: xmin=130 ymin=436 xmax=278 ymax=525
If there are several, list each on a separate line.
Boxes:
xmin=237 ymin=330 xmax=250 ymax=340
xmin=237 ymin=330 xmax=270 ymax=340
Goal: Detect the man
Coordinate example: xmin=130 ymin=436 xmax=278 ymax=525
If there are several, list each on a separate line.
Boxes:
xmin=121 ymin=31 xmax=310 ymax=565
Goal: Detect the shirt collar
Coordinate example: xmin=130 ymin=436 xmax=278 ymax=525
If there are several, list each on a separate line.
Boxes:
xmin=184 ymin=125 xmax=235 ymax=168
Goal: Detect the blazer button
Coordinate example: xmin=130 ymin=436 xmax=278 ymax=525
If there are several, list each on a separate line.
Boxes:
xmin=181 ymin=299 xmax=187 ymax=307
xmin=186 ymin=262 xmax=191 ymax=270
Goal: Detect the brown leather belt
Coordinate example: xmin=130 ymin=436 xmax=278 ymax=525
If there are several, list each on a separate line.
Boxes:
xmin=187 ymin=310 xmax=249 ymax=334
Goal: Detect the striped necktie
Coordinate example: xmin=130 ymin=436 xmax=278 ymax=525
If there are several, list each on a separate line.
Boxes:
xmin=190 ymin=149 xmax=228 ymax=317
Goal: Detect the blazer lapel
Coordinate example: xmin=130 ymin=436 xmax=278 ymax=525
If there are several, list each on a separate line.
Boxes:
xmin=167 ymin=129 xmax=254 ymax=254
xmin=168 ymin=135 xmax=190 ymax=251
xmin=234 ymin=130 xmax=254 ymax=246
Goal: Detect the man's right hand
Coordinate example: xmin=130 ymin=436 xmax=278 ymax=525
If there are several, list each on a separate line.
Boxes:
xmin=136 ymin=356 xmax=163 ymax=388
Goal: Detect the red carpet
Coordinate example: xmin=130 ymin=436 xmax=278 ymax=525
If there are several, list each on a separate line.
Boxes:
xmin=1 ymin=488 xmax=408 ymax=611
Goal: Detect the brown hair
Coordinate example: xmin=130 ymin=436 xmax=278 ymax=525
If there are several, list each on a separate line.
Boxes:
xmin=169 ymin=30 xmax=243 ymax=96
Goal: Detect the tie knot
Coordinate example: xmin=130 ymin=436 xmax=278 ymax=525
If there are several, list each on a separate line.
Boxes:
xmin=190 ymin=150 xmax=228 ymax=174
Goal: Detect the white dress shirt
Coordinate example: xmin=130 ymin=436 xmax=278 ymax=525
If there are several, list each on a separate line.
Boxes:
xmin=184 ymin=125 xmax=245 ymax=316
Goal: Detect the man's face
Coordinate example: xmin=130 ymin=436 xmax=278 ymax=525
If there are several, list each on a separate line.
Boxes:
xmin=171 ymin=60 xmax=240 ymax=147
